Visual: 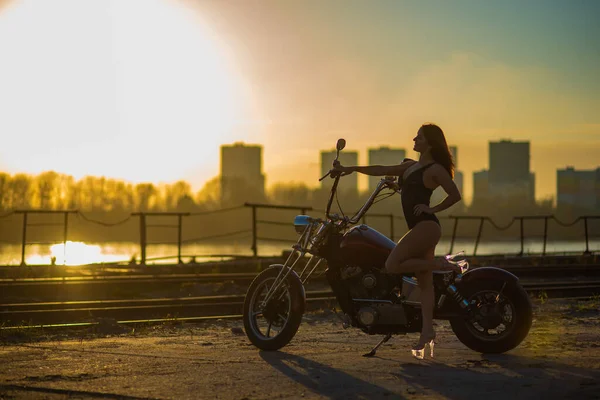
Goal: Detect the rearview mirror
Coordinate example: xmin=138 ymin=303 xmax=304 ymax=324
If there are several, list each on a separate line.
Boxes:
xmin=336 ymin=138 xmax=346 ymax=151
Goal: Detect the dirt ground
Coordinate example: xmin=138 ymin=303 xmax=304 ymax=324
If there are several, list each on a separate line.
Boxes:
xmin=1 ymin=298 xmax=599 ymax=400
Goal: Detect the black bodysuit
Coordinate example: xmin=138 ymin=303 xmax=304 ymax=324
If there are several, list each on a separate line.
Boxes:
xmin=400 ymin=163 xmax=440 ymax=230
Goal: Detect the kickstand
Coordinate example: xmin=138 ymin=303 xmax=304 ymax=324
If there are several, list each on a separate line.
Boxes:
xmin=362 ymin=333 xmax=392 ymax=357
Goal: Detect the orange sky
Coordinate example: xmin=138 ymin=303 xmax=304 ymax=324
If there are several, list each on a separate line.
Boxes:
xmin=0 ymin=0 xmax=599 ymax=204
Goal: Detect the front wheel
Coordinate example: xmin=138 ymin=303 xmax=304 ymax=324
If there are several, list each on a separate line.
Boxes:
xmin=450 ymin=279 xmax=532 ymax=354
xmin=243 ymin=266 xmax=305 ymax=351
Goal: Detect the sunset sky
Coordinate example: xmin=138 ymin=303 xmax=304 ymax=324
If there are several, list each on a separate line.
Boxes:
xmin=0 ymin=0 xmax=598 ymax=204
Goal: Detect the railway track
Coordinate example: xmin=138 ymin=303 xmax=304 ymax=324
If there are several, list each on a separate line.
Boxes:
xmin=2 ymin=281 xmax=599 ymax=328
xmin=2 ymin=263 xmax=600 ymax=287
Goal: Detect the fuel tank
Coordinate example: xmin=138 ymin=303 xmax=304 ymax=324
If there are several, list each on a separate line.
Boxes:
xmin=339 ymin=224 xmax=396 ymax=268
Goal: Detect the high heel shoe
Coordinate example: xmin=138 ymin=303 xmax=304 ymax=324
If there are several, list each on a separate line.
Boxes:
xmin=411 ymin=332 xmax=436 ymax=360
xmin=439 ymin=251 xmax=469 ymax=273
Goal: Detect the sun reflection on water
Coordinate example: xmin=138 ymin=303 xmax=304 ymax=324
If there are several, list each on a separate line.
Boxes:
xmin=25 ymin=241 xmax=129 ymax=266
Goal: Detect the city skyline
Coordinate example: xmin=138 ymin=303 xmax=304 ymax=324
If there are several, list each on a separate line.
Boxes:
xmin=215 ymin=139 xmax=597 ymax=208
xmin=0 ymin=138 xmax=597 ymax=212
xmin=0 ymin=0 xmax=598 ymax=204
xmin=2 ymin=138 xmax=598 ymax=206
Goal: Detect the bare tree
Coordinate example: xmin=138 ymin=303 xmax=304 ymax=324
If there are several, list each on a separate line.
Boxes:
xmin=10 ymin=174 xmax=32 ymax=209
xmin=135 ymin=183 xmax=157 ymax=211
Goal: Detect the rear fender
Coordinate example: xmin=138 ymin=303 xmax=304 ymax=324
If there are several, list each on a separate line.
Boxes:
xmin=458 ymin=266 xmax=519 ymax=287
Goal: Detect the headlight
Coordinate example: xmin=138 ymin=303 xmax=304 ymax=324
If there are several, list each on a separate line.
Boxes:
xmin=293 ymin=215 xmax=313 ymax=234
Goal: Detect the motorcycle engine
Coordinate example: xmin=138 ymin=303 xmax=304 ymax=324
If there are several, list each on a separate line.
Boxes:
xmin=340 ymin=265 xmax=387 ymax=299
xmin=357 ymin=306 xmax=377 ymax=326
xmin=357 ymin=303 xmax=408 ymax=327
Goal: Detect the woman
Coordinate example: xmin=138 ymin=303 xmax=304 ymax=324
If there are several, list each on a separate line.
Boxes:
xmin=332 ymin=123 xmax=462 ymax=359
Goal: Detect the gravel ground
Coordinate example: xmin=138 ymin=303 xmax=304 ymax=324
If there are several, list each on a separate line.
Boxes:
xmin=1 ymin=298 xmax=599 ymax=400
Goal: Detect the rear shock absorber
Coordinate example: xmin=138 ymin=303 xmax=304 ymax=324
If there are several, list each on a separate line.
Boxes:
xmin=447 ymin=284 xmax=470 ymax=309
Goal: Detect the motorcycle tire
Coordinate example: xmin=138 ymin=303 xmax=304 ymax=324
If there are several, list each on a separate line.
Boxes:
xmin=450 ymin=279 xmax=532 ymax=354
xmin=243 ymin=265 xmax=305 ymax=351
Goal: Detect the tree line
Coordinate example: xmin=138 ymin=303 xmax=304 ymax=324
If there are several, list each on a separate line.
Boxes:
xmin=0 ymin=169 xmax=592 ymax=217
xmin=0 ymin=171 xmax=596 ymax=244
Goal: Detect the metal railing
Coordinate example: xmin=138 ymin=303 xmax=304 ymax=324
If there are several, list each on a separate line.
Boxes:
xmin=14 ymin=210 xmax=78 ymax=266
xmin=0 ymin=206 xmax=598 ymax=265
xmin=244 ymin=202 xmax=312 ymax=257
xmin=132 ymin=212 xmax=190 ymax=265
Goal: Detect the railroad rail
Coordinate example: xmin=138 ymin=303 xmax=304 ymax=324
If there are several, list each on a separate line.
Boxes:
xmin=2 ymin=281 xmax=599 ymax=328
xmin=2 ymin=262 xmax=600 ymax=287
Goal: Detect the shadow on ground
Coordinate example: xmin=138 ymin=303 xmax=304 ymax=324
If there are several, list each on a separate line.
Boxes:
xmin=260 ymin=351 xmax=600 ymax=400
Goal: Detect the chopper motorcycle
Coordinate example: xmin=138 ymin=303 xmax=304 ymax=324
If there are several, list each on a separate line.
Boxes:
xmin=242 ymin=139 xmax=532 ymax=356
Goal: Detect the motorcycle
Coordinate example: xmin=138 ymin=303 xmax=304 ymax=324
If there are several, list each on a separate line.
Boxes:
xmin=242 ymin=139 xmax=532 ymax=356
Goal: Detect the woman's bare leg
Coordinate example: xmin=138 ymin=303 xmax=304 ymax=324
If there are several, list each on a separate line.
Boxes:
xmin=384 ymin=221 xmax=441 ymax=274
xmin=384 ymin=221 xmax=440 ymax=354
xmin=416 ymin=247 xmax=436 ymax=339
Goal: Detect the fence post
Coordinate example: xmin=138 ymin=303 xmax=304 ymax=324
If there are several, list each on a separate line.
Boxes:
xmin=583 ymin=216 xmax=591 ymax=255
xmin=20 ymin=211 xmax=28 ymax=266
xmin=542 ymin=216 xmax=548 ymax=256
xmin=244 ymin=203 xmax=313 ymax=258
xmin=251 ymin=205 xmax=257 ymax=257
xmin=389 ymin=214 xmax=394 ymax=241
xmin=177 ymin=214 xmax=183 ymax=264
xmin=519 ymin=217 xmax=524 ymax=256
xmin=63 ymin=212 xmax=69 ymax=265
xmin=473 ymin=217 xmax=485 ymax=256
xmin=449 ymin=217 xmax=459 ymax=255
xmin=139 ymin=213 xmax=147 ymax=265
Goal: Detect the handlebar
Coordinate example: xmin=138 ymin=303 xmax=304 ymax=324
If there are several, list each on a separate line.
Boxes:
xmin=319 ymin=169 xmax=342 ymax=182
xmin=320 ymin=159 xmax=345 ymax=182
xmin=324 ymin=172 xmax=400 ymax=224
xmin=321 ymin=138 xmax=400 ymax=223
xmin=345 ymin=176 xmax=400 ymax=225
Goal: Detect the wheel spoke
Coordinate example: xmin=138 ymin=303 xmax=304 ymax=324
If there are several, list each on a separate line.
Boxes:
xmin=466 ymin=289 xmax=518 ymax=340
xmin=266 ymin=322 xmax=272 ymax=338
xmin=276 ymin=288 xmax=289 ymax=301
xmin=246 ymin=272 xmax=301 ymax=346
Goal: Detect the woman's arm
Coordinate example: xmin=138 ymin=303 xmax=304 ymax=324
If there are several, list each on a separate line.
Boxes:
xmin=334 ymin=159 xmax=416 ymax=177
xmin=429 ymin=165 xmax=462 ymax=213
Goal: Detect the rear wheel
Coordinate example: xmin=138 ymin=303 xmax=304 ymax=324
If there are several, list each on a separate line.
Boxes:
xmin=243 ymin=266 xmax=305 ymax=351
xmin=450 ymin=279 xmax=532 ymax=354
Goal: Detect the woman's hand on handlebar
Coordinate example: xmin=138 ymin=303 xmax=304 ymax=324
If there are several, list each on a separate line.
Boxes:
xmin=332 ymin=160 xmax=353 ymax=176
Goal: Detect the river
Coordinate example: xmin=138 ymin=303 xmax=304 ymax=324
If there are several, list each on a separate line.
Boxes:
xmin=0 ymin=238 xmax=598 ymax=266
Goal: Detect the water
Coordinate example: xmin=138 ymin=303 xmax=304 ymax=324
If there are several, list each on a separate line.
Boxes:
xmin=0 ymin=238 xmax=598 ymax=266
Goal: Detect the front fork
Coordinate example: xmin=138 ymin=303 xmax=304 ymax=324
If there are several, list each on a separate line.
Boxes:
xmin=261 ymin=250 xmax=323 ymax=308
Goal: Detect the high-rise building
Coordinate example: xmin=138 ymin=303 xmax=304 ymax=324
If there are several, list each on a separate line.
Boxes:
xmin=449 ymin=146 xmax=458 ymax=169
xmin=472 ymin=169 xmax=489 ymax=204
xmin=557 ymin=166 xmax=600 ymax=213
xmin=220 ymin=143 xmax=265 ymax=203
xmin=489 ymin=140 xmax=529 ymax=183
xmin=320 ymin=150 xmax=359 ymax=194
xmin=367 ymin=146 xmax=406 ymax=192
xmin=487 ymin=140 xmax=534 ymax=201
